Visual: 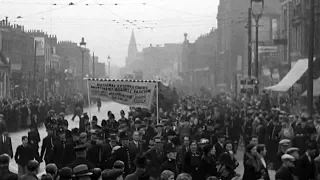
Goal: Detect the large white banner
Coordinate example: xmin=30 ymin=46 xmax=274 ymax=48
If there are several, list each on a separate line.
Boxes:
xmin=88 ymin=80 xmax=157 ymax=109
xmin=34 ymin=37 xmax=45 ymax=56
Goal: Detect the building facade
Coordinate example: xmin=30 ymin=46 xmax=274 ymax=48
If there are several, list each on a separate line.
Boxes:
xmin=56 ymin=41 xmax=91 ymax=93
xmin=179 ymin=29 xmax=217 ymax=93
xmin=0 ymin=19 xmax=34 ymax=98
xmin=216 ymin=0 xmax=281 ymax=91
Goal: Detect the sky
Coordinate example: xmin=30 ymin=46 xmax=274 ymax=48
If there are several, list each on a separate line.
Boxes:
xmin=0 ymin=0 xmax=219 ymax=67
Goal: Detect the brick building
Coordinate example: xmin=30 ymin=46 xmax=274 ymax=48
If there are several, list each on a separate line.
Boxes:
xmin=56 ymin=41 xmax=91 ymax=92
xmin=26 ymin=30 xmax=59 ymax=97
xmin=0 ymin=19 xmax=34 ymax=98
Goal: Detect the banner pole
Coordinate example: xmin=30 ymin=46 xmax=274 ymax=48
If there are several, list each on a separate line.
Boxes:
xmin=86 ymin=79 xmax=92 ymax=120
xmin=156 ymin=81 xmax=159 ymax=124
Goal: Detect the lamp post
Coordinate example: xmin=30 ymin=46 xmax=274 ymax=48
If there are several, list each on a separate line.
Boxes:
xmin=107 ymin=55 xmax=111 ymax=78
xmin=79 ymin=37 xmax=86 ymax=93
xmin=251 ymin=0 xmax=264 ymax=91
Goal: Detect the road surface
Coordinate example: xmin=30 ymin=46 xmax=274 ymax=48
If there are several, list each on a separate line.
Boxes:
xmin=7 ymin=101 xmax=275 ymax=179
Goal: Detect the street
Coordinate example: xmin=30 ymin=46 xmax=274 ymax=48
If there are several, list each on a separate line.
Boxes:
xmin=7 ymin=101 xmax=275 ymax=179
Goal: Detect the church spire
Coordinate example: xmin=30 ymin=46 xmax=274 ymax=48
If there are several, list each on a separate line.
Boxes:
xmin=128 ymin=29 xmax=138 ymax=57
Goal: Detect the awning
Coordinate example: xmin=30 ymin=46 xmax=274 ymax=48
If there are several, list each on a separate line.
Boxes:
xmin=301 ymin=77 xmax=320 ymax=96
xmin=264 ymin=58 xmax=310 ymax=92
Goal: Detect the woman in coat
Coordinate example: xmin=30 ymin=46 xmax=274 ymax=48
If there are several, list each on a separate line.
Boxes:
xmin=183 ymin=140 xmax=201 ymax=180
xmin=242 ymin=144 xmax=259 ymax=180
xmin=199 ymin=144 xmax=217 ymax=180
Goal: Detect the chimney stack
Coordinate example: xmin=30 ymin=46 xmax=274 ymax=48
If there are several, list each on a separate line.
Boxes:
xmin=5 ymin=17 xmax=8 ymax=25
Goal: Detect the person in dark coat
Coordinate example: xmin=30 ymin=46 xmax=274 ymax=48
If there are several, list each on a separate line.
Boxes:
xmin=97 ymin=98 xmax=101 ymax=112
xmin=0 ymin=154 xmax=18 ymax=180
xmin=124 ymin=154 xmax=154 ymax=180
xmin=145 ymin=137 xmax=165 ymax=179
xmin=50 ymin=127 xmax=74 ymax=169
xmin=199 ymin=144 xmax=217 ymax=180
xmin=215 ymin=133 xmax=226 ymax=159
xmin=160 ymin=143 xmax=181 ymax=178
xmin=274 ymin=139 xmax=291 ymax=171
xmin=66 ymin=144 xmax=95 ymax=170
xmin=0 ymin=130 xmax=13 ymax=158
xmin=255 ymin=144 xmax=270 ymax=180
xmin=112 ymin=132 xmax=135 ymax=175
xmin=275 ymin=154 xmax=297 ymax=180
xmin=183 ymin=140 xmax=201 ymax=180
xmin=28 ymin=124 xmax=41 ymax=150
xmin=40 ymin=126 xmax=57 ymax=165
xmin=298 ymin=141 xmax=317 ymax=180
xmin=87 ymin=131 xmax=106 ymax=169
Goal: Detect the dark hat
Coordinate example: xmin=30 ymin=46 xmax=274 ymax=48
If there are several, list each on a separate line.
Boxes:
xmin=102 ymin=169 xmax=124 ymax=180
xmin=57 ymin=127 xmax=65 ymax=134
xmin=71 ymin=128 xmax=80 ymax=136
xmin=167 ymin=129 xmax=176 ymax=137
xmin=166 ymin=143 xmax=176 ymax=153
xmin=27 ymin=160 xmax=39 ymax=171
xmin=92 ymin=116 xmax=98 ymax=121
xmin=0 ymin=154 xmax=10 ymax=165
xmin=113 ymin=160 xmax=125 ymax=169
xmin=72 ymin=164 xmax=93 ymax=177
xmin=83 ymin=114 xmax=89 ymax=120
xmin=217 ymin=152 xmax=235 ymax=169
xmin=119 ymin=132 xmax=128 ymax=140
xmin=58 ymin=167 xmax=73 ymax=179
xmin=74 ymin=144 xmax=87 ymax=152
xmin=109 ymin=134 xmax=118 ymax=142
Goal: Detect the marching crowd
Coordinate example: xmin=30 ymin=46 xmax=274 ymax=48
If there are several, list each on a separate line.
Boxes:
xmin=0 ymin=92 xmax=320 ymax=180
xmin=0 ymin=94 xmax=85 ymax=132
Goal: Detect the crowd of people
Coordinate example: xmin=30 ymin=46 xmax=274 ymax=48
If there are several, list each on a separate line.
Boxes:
xmin=0 ymin=91 xmax=320 ymax=180
xmin=0 ymin=94 xmax=85 ymax=132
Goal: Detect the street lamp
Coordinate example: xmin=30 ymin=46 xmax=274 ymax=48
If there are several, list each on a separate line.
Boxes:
xmin=251 ymin=0 xmax=264 ymax=92
xmin=79 ymin=37 xmax=86 ymax=93
xmin=107 ymin=55 xmax=111 ymax=78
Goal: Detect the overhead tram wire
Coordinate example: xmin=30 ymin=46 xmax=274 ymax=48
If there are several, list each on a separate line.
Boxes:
xmin=0 ymin=1 xmax=148 ymax=5
xmin=12 ymin=0 xmax=88 ymax=21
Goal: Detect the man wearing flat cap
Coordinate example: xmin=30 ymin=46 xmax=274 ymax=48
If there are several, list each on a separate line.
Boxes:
xmin=274 ymin=139 xmax=291 ymax=171
xmin=275 ymin=154 xmax=297 ymax=180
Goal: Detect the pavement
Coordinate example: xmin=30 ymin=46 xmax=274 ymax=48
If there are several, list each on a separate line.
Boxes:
xmin=7 ymin=101 xmax=275 ymax=179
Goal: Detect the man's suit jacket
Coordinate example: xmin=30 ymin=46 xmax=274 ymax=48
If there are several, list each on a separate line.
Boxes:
xmin=0 ymin=134 xmax=13 ymax=158
xmin=128 ymin=140 xmax=142 ymax=156
xmin=215 ymin=142 xmax=225 ymax=158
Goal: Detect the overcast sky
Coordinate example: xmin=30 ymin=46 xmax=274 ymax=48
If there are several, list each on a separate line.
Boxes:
xmin=0 ymin=0 xmax=218 ymax=67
